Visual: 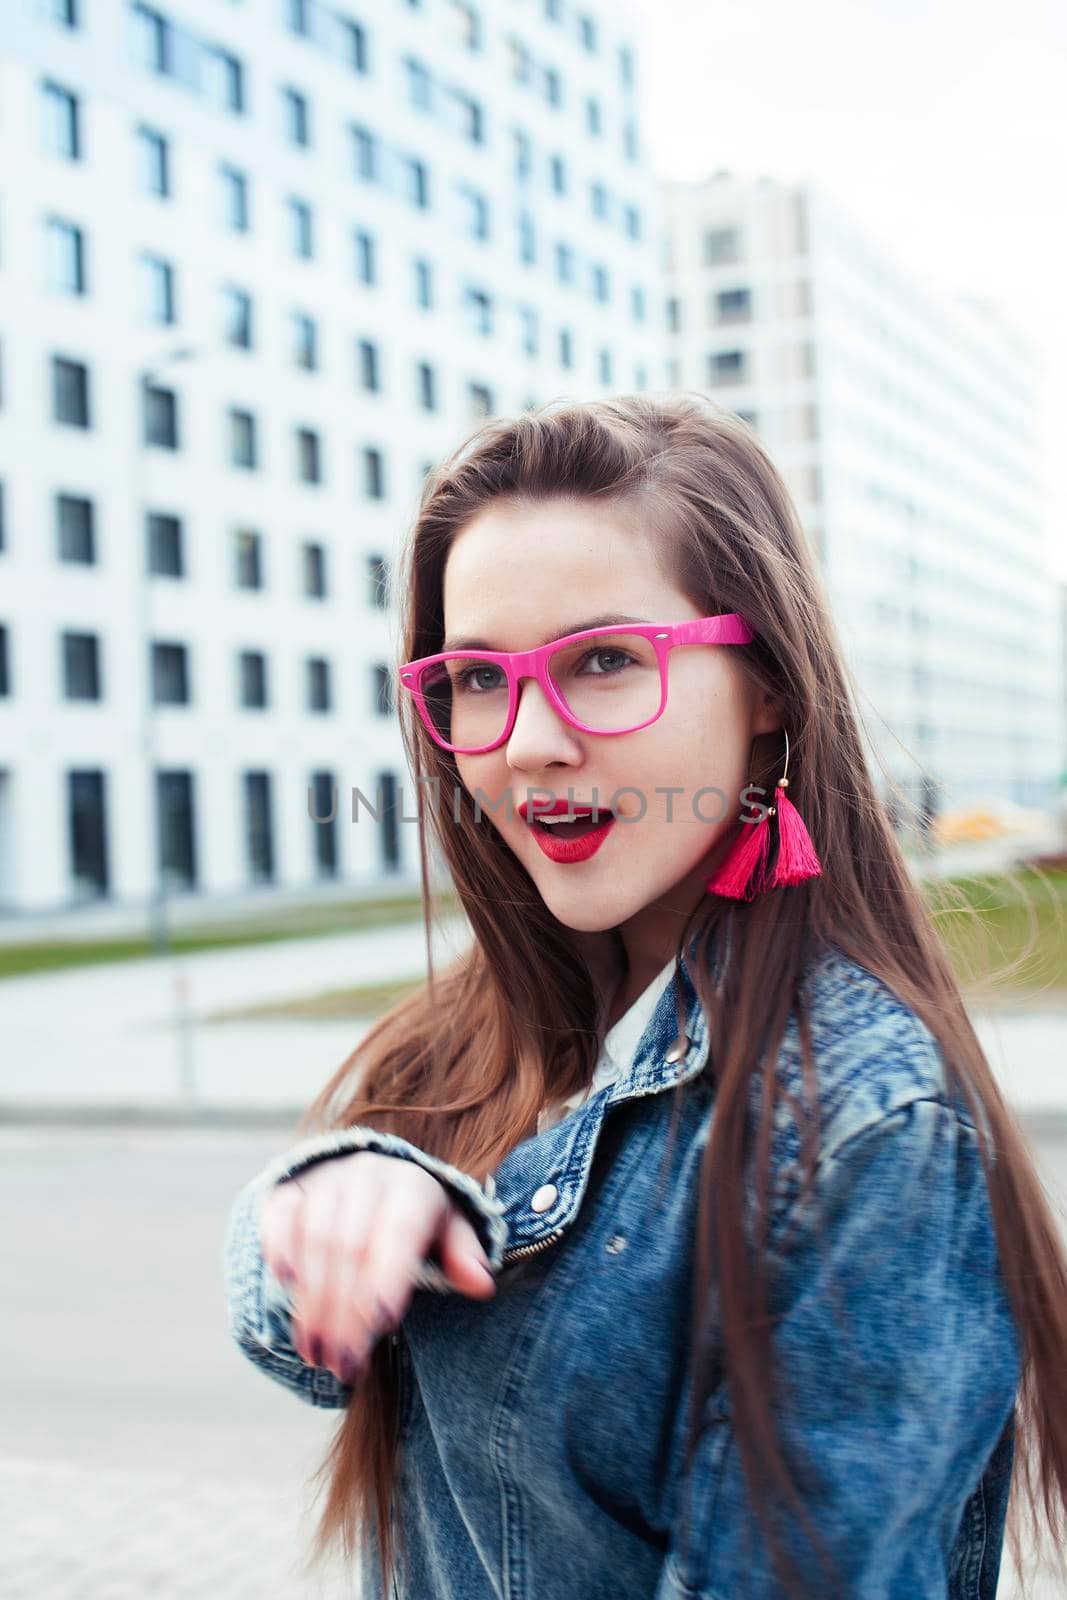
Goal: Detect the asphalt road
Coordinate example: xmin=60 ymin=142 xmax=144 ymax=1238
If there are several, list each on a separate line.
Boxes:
xmin=3 ymin=1122 xmax=1066 ymax=1598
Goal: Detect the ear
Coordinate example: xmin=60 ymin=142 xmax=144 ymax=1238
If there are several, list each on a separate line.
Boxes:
xmin=752 ymin=688 xmax=782 ymax=739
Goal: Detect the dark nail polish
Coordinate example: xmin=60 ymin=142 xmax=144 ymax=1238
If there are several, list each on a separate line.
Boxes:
xmin=371 ymin=1297 xmax=395 ymax=1338
xmin=338 ymin=1345 xmax=364 ymax=1384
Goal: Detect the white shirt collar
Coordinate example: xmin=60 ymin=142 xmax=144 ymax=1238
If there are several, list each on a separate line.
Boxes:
xmin=601 ymin=956 xmax=677 ymax=1077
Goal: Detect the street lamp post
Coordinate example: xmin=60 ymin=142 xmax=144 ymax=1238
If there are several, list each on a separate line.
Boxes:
xmin=135 ymin=343 xmax=202 ymax=1110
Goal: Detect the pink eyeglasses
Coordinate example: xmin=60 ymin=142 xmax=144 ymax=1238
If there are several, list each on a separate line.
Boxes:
xmin=397 ymin=614 xmax=754 ymax=755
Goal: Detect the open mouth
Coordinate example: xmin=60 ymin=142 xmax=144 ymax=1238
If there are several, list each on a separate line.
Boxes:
xmin=532 ymin=810 xmax=614 ymax=840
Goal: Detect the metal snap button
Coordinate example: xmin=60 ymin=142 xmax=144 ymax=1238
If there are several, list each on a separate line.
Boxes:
xmin=665 ymin=1033 xmax=691 ymax=1064
xmin=606 ymin=1235 xmax=627 ymax=1255
xmin=531 ymin=1182 xmax=558 ymax=1213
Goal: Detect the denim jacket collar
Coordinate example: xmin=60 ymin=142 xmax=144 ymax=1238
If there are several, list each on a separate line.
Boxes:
xmin=492 ymin=938 xmax=717 ymax=1257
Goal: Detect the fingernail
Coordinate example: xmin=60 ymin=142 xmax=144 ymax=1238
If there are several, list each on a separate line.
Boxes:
xmin=276 ymin=1262 xmax=297 ymax=1286
xmin=308 ymin=1334 xmax=323 ymax=1367
xmin=338 ymin=1345 xmax=364 ymax=1384
xmin=370 ymin=1297 xmax=395 ymax=1338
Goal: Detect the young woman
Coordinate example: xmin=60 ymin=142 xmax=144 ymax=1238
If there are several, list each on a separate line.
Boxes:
xmin=224 ymin=393 xmax=1067 ymax=1599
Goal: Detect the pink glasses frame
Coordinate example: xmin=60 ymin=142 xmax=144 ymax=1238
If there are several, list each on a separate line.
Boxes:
xmin=397 ymin=613 xmax=755 ymax=755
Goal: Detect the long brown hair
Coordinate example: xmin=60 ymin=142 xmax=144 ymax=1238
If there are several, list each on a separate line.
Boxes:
xmin=292 ymin=392 xmax=1067 ymax=1597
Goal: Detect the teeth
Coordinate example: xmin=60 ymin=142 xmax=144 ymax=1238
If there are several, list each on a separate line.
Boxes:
xmin=536 ymin=811 xmax=605 ymax=825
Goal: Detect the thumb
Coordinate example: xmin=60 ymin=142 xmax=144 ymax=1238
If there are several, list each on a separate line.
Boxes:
xmin=437 ymin=1206 xmax=497 ymax=1299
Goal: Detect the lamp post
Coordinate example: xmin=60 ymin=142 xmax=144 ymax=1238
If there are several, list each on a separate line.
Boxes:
xmin=136 ymin=343 xmax=202 ymax=1110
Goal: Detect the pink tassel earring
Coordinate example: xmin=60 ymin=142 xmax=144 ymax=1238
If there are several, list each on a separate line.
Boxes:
xmin=705 ymin=728 xmax=822 ymax=900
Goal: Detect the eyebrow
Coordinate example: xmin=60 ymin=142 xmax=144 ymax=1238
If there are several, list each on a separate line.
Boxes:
xmin=441 ymin=614 xmax=651 ymax=653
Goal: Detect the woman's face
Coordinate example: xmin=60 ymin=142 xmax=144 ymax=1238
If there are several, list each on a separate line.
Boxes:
xmin=443 ymin=497 xmax=779 ymax=975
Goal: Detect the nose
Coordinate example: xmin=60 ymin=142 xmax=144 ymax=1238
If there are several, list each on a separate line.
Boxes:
xmin=504 ymin=672 xmax=581 ymax=772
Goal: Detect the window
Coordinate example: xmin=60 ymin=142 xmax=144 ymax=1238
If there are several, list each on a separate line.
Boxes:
xmin=281 ymin=85 xmax=311 ymax=147
xmin=362 ymin=446 xmax=385 ymax=500
xmin=131 ymin=4 xmax=172 ymax=74
xmin=707 ymin=349 xmax=746 ymax=385
xmin=591 ymin=263 xmax=610 ymax=303
xmin=202 ymin=46 xmax=244 ymax=114
xmin=57 ymin=494 xmax=95 ymax=563
xmin=579 ymin=13 xmax=597 ymax=49
xmin=146 ymin=512 xmax=183 ymax=576
xmin=151 ymin=641 xmax=189 ymax=704
xmin=286 ymin=0 xmax=309 ymax=32
xmin=340 ymin=18 xmax=368 ymax=73
xmin=350 ymin=123 xmax=377 ymax=181
xmin=631 ymin=284 xmax=646 ymax=323
xmin=0 ymin=624 xmax=8 ymax=697
xmin=558 ymin=327 xmax=573 ymax=369
xmin=295 ymin=427 xmax=322 ymax=484
xmin=52 ymin=357 xmax=91 ymax=427
xmin=590 ymin=181 xmax=608 ymax=219
xmin=517 ymin=210 xmax=536 ymax=265
xmin=508 ymin=37 xmax=531 ymax=82
xmin=291 ymin=311 xmax=317 ymax=370
xmin=307 ymin=656 xmax=332 ymax=711
xmin=287 ymin=196 xmax=314 ymax=258
xmin=623 ymin=204 xmax=641 ymax=241
xmin=619 ymin=44 xmax=635 ymax=86
xmin=544 ymin=66 xmax=561 ymax=106
xmin=42 ymin=80 xmax=81 ymax=160
xmin=239 ymin=650 xmax=268 ymax=708
xmin=416 ymin=360 xmax=437 ymax=411
xmin=302 ymin=540 xmax=327 ymax=598
xmin=156 ymin=770 xmax=197 ymax=889
xmin=310 ymin=769 xmax=338 ymax=876
xmin=353 ymin=228 xmax=376 ymax=285
xmin=519 ymin=305 xmax=538 ymax=358
xmin=221 ymin=285 xmax=253 ymax=349
xmin=549 ymin=153 xmax=566 ymax=194
xmin=229 ymin=408 xmax=257 ymax=468
xmin=704 ymin=226 xmax=740 ymax=265
xmin=468 ymin=382 xmax=492 ymax=418
xmin=140 ymin=254 xmax=177 ymax=325
xmin=447 ymin=0 xmax=481 ymax=49
xmin=451 ymin=91 xmax=483 ymax=144
xmin=405 ymin=157 xmax=430 ymax=210
xmin=219 ymin=163 xmax=250 ymax=231
xmin=357 ymin=339 xmax=380 ymax=392
xmin=598 ymin=347 xmax=612 ymax=385
xmin=405 ymin=56 xmax=433 ymax=110
xmin=459 ymin=185 xmax=490 ymax=241
xmin=143 ymin=383 xmax=179 ymax=449
xmin=555 ymin=242 xmax=574 ymax=284
xmin=243 ymin=771 xmax=274 ymax=883
xmin=137 ymin=126 xmax=170 ymax=197
xmin=715 ymin=286 xmax=752 ymax=323
xmin=48 ymin=0 xmax=80 ymax=26
xmin=584 ymin=96 xmax=601 ymax=136
xmin=234 ymin=528 xmax=262 ymax=589
xmin=513 ymin=128 xmax=532 ymax=181
xmin=68 ymin=771 xmax=109 ymax=895
xmin=464 ymin=286 xmax=492 ymax=335
xmin=622 ymin=119 xmax=637 ymax=162
xmin=373 ymin=662 xmax=393 ymax=716
xmin=45 ymin=218 xmax=86 ymax=295
xmin=62 ymin=631 xmax=101 ymax=700
xmin=366 ymin=551 xmax=389 ymax=608
xmin=413 ymin=257 xmax=433 ymax=309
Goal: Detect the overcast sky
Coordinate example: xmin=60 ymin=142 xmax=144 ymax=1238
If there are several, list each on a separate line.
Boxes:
xmin=627 ymin=0 xmax=1067 ymax=579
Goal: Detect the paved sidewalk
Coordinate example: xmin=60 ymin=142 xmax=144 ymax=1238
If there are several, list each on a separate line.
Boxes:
xmin=0 ymin=1455 xmax=360 ymax=1599
xmin=0 ymin=914 xmax=472 ymax=1120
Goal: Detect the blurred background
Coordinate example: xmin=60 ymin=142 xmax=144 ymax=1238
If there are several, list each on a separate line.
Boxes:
xmin=1 ymin=0 xmax=1065 ymax=1593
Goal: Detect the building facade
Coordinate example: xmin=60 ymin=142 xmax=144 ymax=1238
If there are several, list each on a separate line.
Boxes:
xmin=664 ymin=172 xmax=1062 ymax=823
xmin=0 ymin=0 xmax=662 ymax=912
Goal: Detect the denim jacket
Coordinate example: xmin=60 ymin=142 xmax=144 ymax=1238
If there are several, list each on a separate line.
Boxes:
xmin=222 ymin=940 xmax=1021 ymax=1600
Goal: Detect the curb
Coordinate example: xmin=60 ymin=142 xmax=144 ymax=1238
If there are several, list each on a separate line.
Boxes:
xmin=4 ymin=1102 xmax=1067 ymax=1138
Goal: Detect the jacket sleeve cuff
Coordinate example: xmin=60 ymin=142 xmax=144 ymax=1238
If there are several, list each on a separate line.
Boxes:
xmin=251 ymin=1125 xmax=509 ymax=1293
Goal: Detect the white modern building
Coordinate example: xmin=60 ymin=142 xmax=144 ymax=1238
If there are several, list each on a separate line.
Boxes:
xmin=663 ymin=172 xmax=1063 ymax=824
xmin=0 ymin=0 xmax=663 ymax=913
